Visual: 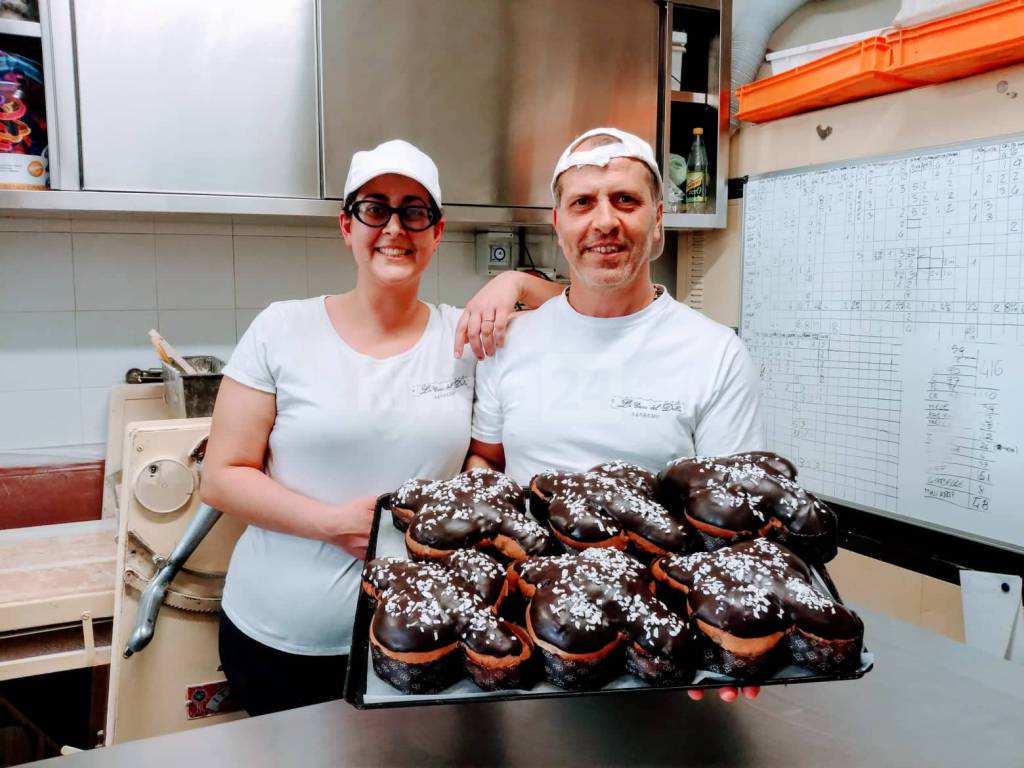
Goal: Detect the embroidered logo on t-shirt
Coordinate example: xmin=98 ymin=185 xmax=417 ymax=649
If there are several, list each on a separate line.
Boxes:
xmin=411 ymin=375 xmax=471 ymax=399
xmin=610 ymin=395 xmax=683 ymax=419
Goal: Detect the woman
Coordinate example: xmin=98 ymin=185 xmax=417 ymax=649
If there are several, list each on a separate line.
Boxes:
xmin=200 ymin=139 xmax=561 ymax=716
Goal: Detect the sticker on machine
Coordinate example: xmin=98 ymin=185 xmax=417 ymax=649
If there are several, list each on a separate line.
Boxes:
xmin=186 ymin=680 xmax=241 ymax=719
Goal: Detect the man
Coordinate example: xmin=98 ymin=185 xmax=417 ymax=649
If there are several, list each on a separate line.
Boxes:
xmin=465 ymin=127 xmax=766 ymax=702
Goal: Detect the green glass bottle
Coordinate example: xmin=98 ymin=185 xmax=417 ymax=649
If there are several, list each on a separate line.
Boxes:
xmin=685 ymin=127 xmax=708 ymax=214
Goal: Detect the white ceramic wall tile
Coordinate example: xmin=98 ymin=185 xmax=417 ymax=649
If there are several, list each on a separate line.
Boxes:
xmin=0 ymin=216 xmax=72 ymax=233
xmin=76 ymin=310 xmax=159 ymax=388
xmin=651 ymin=242 xmax=678 ymax=297
xmin=0 ymin=217 xmax=545 ymax=452
xmin=155 ymin=235 xmax=235 ymax=309
xmin=442 ymin=228 xmax=476 ymax=243
xmin=235 ymin=308 xmax=262 ymax=341
xmin=71 ymin=217 xmax=155 ymax=234
xmin=307 ymin=238 xmax=357 ymax=296
xmin=306 ymin=224 xmax=342 ymax=239
xmin=154 ymin=219 xmax=233 ymax=236
xmin=0 ymin=232 xmax=75 ymax=311
xmin=8 ymin=443 xmax=105 ymax=462
xmin=157 ymin=309 xmax=236 ymax=364
xmin=0 ymin=312 xmax=79 ymax=391
xmin=80 ymin=387 xmax=111 ymax=445
xmin=418 ymin=254 xmax=440 ymax=304
xmin=0 ymin=389 xmax=84 ymax=450
xmin=73 ymin=233 xmax=157 ymax=311
xmin=554 ymin=247 xmax=571 ymax=280
xmin=523 ymin=234 xmax=560 ymax=270
xmin=232 ymin=222 xmax=308 ymax=238
xmin=437 ymin=241 xmax=487 ymax=306
xmin=234 ymin=236 xmax=308 ymax=308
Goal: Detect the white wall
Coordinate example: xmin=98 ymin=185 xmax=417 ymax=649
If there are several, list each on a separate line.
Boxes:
xmin=768 ymin=0 xmax=902 ymax=51
xmin=0 ymin=215 xmax=558 ymax=454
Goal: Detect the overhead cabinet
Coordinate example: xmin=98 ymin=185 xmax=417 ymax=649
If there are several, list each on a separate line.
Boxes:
xmin=7 ymin=0 xmax=734 ymax=226
xmin=661 ymin=0 xmax=731 ymax=228
xmin=319 ymin=0 xmax=660 ymax=209
xmin=73 ymin=0 xmax=320 ymax=198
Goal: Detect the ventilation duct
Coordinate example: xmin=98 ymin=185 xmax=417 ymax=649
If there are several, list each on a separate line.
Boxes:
xmin=730 ymin=0 xmax=811 ymax=125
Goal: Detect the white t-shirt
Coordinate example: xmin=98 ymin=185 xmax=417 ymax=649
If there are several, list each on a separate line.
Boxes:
xmin=221 ymin=297 xmax=475 ymax=655
xmin=472 ymin=289 xmax=765 ymax=485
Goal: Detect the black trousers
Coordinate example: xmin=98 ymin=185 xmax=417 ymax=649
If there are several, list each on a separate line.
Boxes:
xmin=218 ymin=612 xmax=348 ymax=717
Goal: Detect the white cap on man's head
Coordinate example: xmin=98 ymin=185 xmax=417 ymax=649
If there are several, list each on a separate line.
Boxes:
xmin=344 ymin=139 xmax=442 ymax=208
xmin=550 ymin=127 xmax=662 ymax=201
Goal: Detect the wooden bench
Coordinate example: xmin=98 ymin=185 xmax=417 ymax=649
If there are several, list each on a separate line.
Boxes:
xmin=0 ymin=519 xmax=116 ymax=680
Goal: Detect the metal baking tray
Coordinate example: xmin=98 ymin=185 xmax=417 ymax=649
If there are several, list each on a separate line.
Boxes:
xmin=344 ymin=494 xmax=873 ymax=709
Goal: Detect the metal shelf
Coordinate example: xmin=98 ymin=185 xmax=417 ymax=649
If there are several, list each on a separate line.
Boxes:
xmin=661 ymin=0 xmax=730 ymax=230
xmin=0 ymin=189 xmax=341 ymax=218
xmin=0 ymin=17 xmax=42 ymax=38
xmin=662 ymin=211 xmax=723 ymax=229
xmin=0 ymin=189 xmax=554 ymax=225
xmin=670 ymin=90 xmax=708 ymax=104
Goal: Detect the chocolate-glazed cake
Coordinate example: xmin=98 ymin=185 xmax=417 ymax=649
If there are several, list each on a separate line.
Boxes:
xmin=529 ymin=462 xmax=692 ymax=559
xmin=362 ymin=549 xmax=534 ymax=694
xmin=651 ymin=538 xmax=863 ymax=679
xmin=588 ymin=460 xmax=661 ymax=497
xmin=392 ymin=468 xmax=552 ymax=562
xmin=658 ymin=451 xmax=837 ymax=562
xmin=505 ymin=547 xmax=692 ymax=690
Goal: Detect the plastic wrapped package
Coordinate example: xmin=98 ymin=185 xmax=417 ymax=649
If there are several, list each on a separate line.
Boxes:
xmin=894 ymin=0 xmax=994 ymax=27
xmin=0 ymin=49 xmax=47 ymax=189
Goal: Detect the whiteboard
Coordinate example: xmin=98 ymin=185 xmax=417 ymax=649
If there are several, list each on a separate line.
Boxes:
xmin=741 ymin=135 xmax=1024 ymax=553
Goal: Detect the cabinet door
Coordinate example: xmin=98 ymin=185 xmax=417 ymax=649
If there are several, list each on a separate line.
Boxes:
xmin=320 ymin=0 xmax=659 ymax=208
xmin=75 ymin=1 xmax=319 ymax=197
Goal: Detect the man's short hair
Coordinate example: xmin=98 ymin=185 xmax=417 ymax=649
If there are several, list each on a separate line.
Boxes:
xmin=552 ymin=133 xmax=663 ymax=206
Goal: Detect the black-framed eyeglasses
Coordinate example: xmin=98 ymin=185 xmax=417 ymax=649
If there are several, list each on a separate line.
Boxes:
xmin=346 ymin=199 xmax=439 ymax=232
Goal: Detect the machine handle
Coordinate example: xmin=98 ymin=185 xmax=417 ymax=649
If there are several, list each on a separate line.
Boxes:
xmin=124 ymin=504 xmax=223 ymax=658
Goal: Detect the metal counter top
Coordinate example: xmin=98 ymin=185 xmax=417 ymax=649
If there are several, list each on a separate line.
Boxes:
xmin=37 ymin=607 xmax=1024 ymax=767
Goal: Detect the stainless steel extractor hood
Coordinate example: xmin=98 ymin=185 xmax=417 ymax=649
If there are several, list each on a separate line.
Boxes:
xmin=320 ymin=0 xmax=660 ymax=222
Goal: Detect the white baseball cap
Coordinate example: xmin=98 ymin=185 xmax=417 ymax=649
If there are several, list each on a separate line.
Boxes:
xmin=343 ymin=139 xmax=442 ymax=208
xmin=551 ymin=127 xmax=662 ymax=201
